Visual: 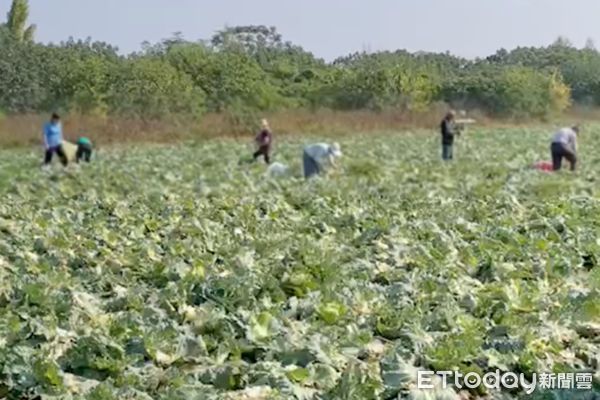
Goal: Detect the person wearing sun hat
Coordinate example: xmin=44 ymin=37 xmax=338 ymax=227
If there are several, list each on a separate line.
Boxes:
xmin=303 ymin=142 xmax=343 ymax=179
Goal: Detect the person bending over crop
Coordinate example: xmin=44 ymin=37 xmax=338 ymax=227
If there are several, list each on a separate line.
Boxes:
xmin=43 ymin=113 xmax=68 ymax=167
xmin=253 ymin=119 xmax=273 ymax=164
xmin=550 ymin=125 xmax=579 ymax=171
xmin=440 ymin=111 xmax=459 ymax=161
xmin=303 ymin=142 xmax=343 ymax=179
xmin=76 ymin=137 xmax=93 ymax=163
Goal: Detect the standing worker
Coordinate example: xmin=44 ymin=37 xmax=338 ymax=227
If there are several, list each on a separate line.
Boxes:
xmin=253 ymin=119 xmax=273 ymax=164
xmin=550 ymin=125 xmax=579 ymax=171
xmin=43 ymin=113 xmax=68 ymax=167
xmin=303 ymin=142 xmax=343 ymax=179
xmin=440 ymin=111 xmax=458 ymax=161
xmin=76 ymin=137 xmax=93 ymax=163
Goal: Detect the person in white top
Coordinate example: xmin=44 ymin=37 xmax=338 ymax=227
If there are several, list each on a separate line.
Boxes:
xmin=303 ymin=142 xmax=343 ymax=179
xmin=550 ymin=125 xmax=579 ymax=171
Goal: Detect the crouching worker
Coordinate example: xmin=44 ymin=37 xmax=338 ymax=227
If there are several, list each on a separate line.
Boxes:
xmin=43 ymin=113 xmax=68 ymax=167
xmin=76 ymin=137 xmax=93 ymax=163
xmin=551 ymin=125 xmax=579 ymax=171
xmin=303 ymin=142 xmax=343 ymax=179
xmin=253 ymin=119 xmax=273 ymax=164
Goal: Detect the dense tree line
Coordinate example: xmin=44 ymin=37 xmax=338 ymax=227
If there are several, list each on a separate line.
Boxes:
xmin=2 ymin=2 xmax=599 ymax=123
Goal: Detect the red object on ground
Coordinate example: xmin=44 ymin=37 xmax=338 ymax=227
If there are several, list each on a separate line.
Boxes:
xmin=534 ymin=161 xmax=553 ymax=172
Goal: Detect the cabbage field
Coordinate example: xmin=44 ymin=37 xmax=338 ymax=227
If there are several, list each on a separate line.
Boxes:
xmin=0 ymin=126 xmax=598 ymax=400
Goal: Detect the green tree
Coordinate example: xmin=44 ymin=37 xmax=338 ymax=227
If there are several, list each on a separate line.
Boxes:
xmin=323 ymin=52 xmax=440 ymax=111
xmin=441 ymin=64 xmax=569 ymax=118
xmin=108 ymin=57 xmax=205 ymax=119
xmin=0 ymin=31 xmax=48 ymax=112
xmin=40 ymin=38 xmax=121 ymax=114
xmin=585 ymin=38 xmax=596 ymax=51
xmin=165 ymin=42 xmax=280 ymax=112
xmin=211 ymin=25 xmax=283 ymax=55
xmin=0 ymin=22 xmax=593 ymax=121
xmin=552 ymin=35 xmax=573 ymax=49
xmin=5 ymin=0 xmax=36 ymax=42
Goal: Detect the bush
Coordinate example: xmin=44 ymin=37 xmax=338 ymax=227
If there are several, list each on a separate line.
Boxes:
xmin=108 ymin=58 xmax=205 ymax=119
xmin=442 ymin=65 xmax=570 ymax=118
xmin=0 ymin=23 xmax=593 ymax=121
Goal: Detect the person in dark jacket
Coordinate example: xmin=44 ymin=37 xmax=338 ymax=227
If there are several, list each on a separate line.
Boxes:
xmin=440 ymin=111 xmax=458 ymax=161
xmin=253 ymin=119 xmax=273 ymax=164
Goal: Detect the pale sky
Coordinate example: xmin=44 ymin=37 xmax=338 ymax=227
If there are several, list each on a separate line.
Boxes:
xmin=2 ymin=0 xmax=600 ymax=60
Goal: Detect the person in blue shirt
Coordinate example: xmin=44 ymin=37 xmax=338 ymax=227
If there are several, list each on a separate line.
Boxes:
xmin=43 ymin=113 xmax=68 ymax=166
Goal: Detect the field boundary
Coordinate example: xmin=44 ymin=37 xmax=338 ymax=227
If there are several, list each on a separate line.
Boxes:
xmin=1 ymin=108 xmax=598 ymax=148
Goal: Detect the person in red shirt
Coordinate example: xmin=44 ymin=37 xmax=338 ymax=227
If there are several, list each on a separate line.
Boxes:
xmin=253 ymin=119 xmax=273 ymax=164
